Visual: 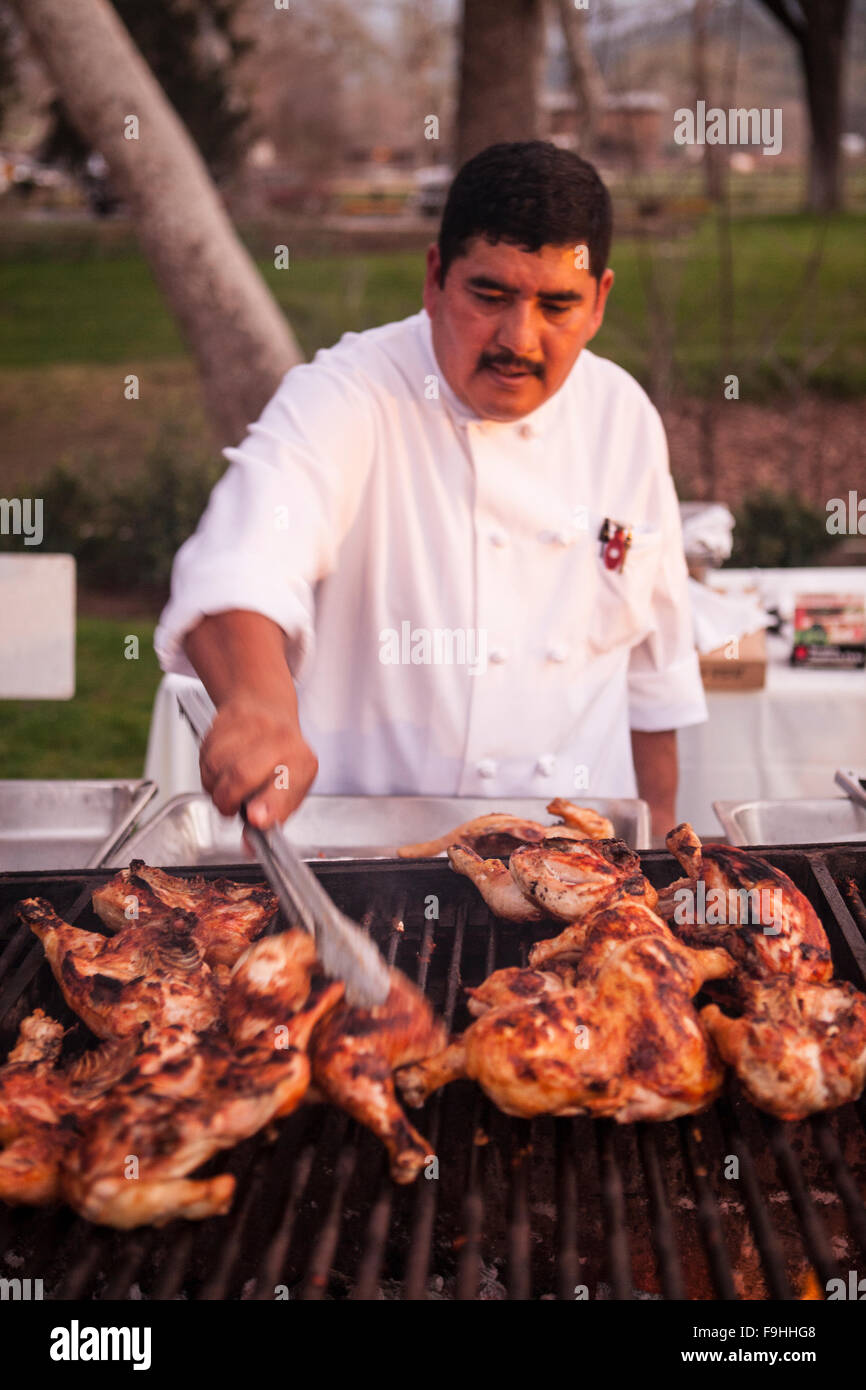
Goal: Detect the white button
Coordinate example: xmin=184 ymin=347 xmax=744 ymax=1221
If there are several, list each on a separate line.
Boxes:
xmin=477 ymin=758 xmax=498 ymax=779
xmin=546 ymin=643 xmax=569 ymax=663
xmin=518 ymin=423 xmax=533 ymax=440
xmin=536 ymin=755 xmax=556 ymax=777
xmin=489 ymin=648 xmax=507 ymax=664
xmin=489 ymin=529 xmax=507 ymax=548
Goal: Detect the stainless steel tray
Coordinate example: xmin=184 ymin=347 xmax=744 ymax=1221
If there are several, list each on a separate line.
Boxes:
xmin=714 ymin=797 xmax=866 ymax=847
xmin=108 ymin=793 xmax=652 ymax=866
xmin=0 ymin=779 xmax=158 ymax=871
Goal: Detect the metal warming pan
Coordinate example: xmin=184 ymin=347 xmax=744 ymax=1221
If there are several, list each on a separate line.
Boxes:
xmin=2 ymin=843 xmax=866 ymax=1299
xmin=0 ymin=779 xmax=157 ymax=871
xmin=714 ymin=797 xmax=866 ymax=847
xmin=108 ymin=793 xmax=653 ymax=865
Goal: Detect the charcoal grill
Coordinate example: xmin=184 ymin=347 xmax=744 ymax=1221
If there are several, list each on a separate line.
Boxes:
xmin=2 ymin=844 xmax=866 ymax=1301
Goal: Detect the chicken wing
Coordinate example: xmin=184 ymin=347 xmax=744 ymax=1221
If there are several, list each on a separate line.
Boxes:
xmin=18 ymin=898 xmax=223 ymax=1040
xmin=545 ymin=799 xmax=615 ymax=839
xmin=93 ymin=861 xmax=277 ymax=969
xmin=701 ymin=976 xmax=866 ymax=1119
xmin=665 ymin=824 xmax=833 ymax=983
xmin=310 ymin=970 xmax=447 ymax=1183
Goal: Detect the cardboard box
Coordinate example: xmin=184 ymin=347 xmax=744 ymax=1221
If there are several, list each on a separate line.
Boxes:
xmin=699 ymin=627 xmax=767 ymax=691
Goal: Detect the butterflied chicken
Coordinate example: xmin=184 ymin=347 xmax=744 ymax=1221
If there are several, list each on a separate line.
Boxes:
xmin=665 ymin=824 xmax=833 ymax=983
xmin=310 ymin=970 xmax=447 ymax=1183
xmin=18 ymin=898 xmax=223 ymax=1040
xmin=398 ymin=902 xmax=733 ymax=1122
xmin=0 ymin=1010 xmax=133 ymax=1207
xmin=701 ymin=976 xmax=866 ymax=1120
xmin=93 ymin=861 xmax=277 ymax=969
xmin=397 ymin=800 xmax=615 ymax=858
xmin=61 ymin=931 xmax=343 ymax=1228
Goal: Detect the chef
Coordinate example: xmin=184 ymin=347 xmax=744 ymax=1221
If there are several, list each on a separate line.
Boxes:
xmin=155 ymin=141 xmax=706 ymax=842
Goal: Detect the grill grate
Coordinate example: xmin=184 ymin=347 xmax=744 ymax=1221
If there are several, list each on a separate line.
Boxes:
xmin=1 ymin=846 xmax=866 ymax=1301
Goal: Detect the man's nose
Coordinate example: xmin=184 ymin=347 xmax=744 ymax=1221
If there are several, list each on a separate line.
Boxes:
xmin=496 ymin=301 xmax=541 ymax=360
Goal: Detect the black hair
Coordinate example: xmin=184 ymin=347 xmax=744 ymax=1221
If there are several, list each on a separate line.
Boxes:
xmin=437 ymin=140 xmax=613 ymax=283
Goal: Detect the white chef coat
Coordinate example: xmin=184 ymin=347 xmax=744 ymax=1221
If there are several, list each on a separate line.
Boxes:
xmin=155 ymin=309 xmax=706 ymax=799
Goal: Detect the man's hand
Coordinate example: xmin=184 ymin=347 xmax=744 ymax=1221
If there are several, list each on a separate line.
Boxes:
xmin=630 ymin=728 xmax=678 ymax=846
xmin=199 ymin=695 xmax=318 ymax=827
xmin=183 ymin=610 xmax=317 ymax=830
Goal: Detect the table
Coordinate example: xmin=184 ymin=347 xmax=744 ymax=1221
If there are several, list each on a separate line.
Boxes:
xmin=143 ymin=569 xmax=866 ymax=838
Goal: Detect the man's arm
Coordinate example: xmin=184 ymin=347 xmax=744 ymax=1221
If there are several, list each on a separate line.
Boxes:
xmin=184 ymin=610 xmax=318 ymax=829
xmin=630 ymin=728 xmax=677 ymax=845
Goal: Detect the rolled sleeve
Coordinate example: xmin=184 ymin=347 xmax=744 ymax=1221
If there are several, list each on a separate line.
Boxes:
xmin=627 ymin=417 xmax=707 ymax=732
xmin=154 ymin=349 xmax=377 ymax=681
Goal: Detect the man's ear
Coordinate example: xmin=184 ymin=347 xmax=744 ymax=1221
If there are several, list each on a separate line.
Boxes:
xmin=588 ymin=268 xmax=615 ymax=339
xmin=423 ymin=243 xmax=443 ymax=317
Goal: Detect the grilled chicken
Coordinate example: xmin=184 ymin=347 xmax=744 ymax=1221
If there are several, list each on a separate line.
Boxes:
xmin=665 ymin=824 xmax=833 ymax=983
xmin=310 ymin=970 xmax=447 ymax=1183
xmin=398 ymin=902 xmax=732 ymax=1122
xmin=509 ymin=838 xmax=657 ymax=925
xmin=18 ymin=898 xmax=223 ymax=1041
xmin=447 ymin=845 xmax=545 ymax=922
xmin=93 ymin=862 xmax=277 ymax=969
xmin=397 ymin=800 xmax=614 ymax=859
xmin=0 ymin=1011 xmax=134 ymax=1206
xmin=61 ymin=932 xmax=343 ymax=1228
xmin=701 ymin=976 xmax=866 ymax=1119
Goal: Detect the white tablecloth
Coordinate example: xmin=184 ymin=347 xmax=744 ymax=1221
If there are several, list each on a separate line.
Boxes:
xmin=144 ymin=569 xmax=866 ymax=837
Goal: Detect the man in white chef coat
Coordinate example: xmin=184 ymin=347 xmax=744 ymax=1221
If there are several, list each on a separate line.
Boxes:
xmin=155 ymin=142 xmax=706 ymax=840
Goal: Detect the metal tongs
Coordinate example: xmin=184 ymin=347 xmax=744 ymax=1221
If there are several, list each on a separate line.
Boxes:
xmin=176 ymin=684 xmax=391 ymax=1007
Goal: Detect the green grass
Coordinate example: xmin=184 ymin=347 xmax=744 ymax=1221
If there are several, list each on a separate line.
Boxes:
xmin=0 ymin=617 xmax=162 ymax=778
xmin=0 ymin=212 xmax=863 ymax=395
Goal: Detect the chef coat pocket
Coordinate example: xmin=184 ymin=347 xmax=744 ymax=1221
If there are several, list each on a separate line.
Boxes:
xmin=584 ymin=514 xmax=664 ymax=658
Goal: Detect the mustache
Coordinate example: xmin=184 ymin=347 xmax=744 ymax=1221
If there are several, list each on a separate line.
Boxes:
xmin=478 ymin=351 xmax=544 ymax=378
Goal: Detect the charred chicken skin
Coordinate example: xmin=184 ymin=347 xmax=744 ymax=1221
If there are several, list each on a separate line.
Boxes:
xmin=397 ymin=800 xmax=615 ymax=859
xmin=398 ymin=902 xmax=733 ymax=1122
xmin=0 ymin=1010 xmax=134 ymax=1207
xmin=701 ymin=976 xmax=866 ymax=1120
xmin=92 ymin=861 xmax=277 ymax=969
xmin=18 ymin=897 xmax=223 ymax=1040
xmin=509 ymin=838 xmax=657 ymax=926
xmin=664 ymin=824 xmax=833 ymax=983
xmin=310 ymin=969 xmax=447 ymax=1183
xmin=61 ymin=931 xmax=343 ymax=1228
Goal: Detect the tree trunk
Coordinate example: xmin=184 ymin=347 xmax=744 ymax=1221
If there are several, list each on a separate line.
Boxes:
xmin=456 ymin=0 xmax=544 ymax=167
xmin=756 ymin=0 xmax=850 ymax=214
xmin=800 ymin=3 xmax=848 ymax=213
xmin=9 ymin=0 xmax=303 ymax=447
xmin=554 ymin=0 xmax=606 ymax=150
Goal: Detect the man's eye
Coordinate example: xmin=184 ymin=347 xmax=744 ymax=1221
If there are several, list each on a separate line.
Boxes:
xmin=542 ymin=303 xmax=571 ymax=316
xmin=473 ymin=292 xmax=504 ymax=305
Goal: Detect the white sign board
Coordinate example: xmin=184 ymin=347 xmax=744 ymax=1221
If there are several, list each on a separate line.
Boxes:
xmin=0 ymin=554 xmax=76 ymax=698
